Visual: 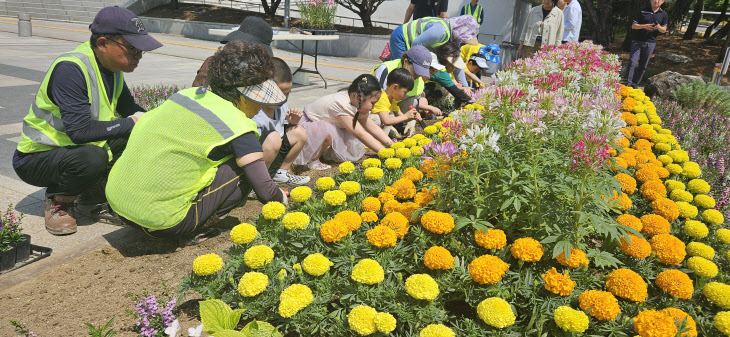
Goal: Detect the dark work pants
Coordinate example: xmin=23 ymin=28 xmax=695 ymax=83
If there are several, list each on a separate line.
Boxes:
xmin=627 ymin=40 xmax=656 ymax=87
xmin=122 ymin=159 xmax=250 ymax=238
xmin=14 ymin=138 xmax=127 ymax=198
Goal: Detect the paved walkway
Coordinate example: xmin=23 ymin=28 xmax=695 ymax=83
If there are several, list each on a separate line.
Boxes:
xmin=0 ymin=16 xmax=382 ymax=286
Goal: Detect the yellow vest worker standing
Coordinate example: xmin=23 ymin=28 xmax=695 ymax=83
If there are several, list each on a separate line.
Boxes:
xmin=460 ymin=0 xmax=484 ymax=27
xmin=12 ymin=6 xmax=162 ymax=235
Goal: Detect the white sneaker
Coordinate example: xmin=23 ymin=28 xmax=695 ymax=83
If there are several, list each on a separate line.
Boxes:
xmin=307 ymin=160 xmax=331 ymax=171
xmin=273 ymin=172 xmax=311 ymax=185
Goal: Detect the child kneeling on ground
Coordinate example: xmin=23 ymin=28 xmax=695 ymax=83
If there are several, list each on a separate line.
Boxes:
xmin=294 ymin=74 xmax=394 ymax=170
xmin=370 ymin=68 xmax=421 ymax=138
xmin=250 ymin=57 xmax=310 ymax=185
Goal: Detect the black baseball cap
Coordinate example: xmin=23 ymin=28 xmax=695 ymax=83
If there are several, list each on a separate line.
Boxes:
xmin=221 ymin=17 xmax=273 ymax=56
xmin=89 ymin=6 xmax=163 ymax=51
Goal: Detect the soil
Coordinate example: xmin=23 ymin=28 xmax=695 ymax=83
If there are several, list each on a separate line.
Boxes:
xmin=142 ymin=3 xmax=394 ymax=36
xmin=605 ymin=33 xmax=730 ymax=86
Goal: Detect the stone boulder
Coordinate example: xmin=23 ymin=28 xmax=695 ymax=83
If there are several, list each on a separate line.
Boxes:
xmin=655 ymin=52 xmax=693 ymax=64
xmin=644 ymin=71 xmax=705 ymax=99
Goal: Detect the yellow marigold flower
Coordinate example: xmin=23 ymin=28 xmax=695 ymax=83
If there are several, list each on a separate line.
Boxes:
xmin=676 ymin=201 xmax=698 ymax=219
xmin=579 ymin=290 xmax=621 ymax=321
xmin=316 ymin=177 xmax=336 ymax=191
xmin=282 ymin=212 xmax=310 ymax=230
xmin=420 ymin=211 xmax=454 ymax=234
xmin=424 ymin=125 xmax=438 ymax=135
xmin=340 ymin=181 xmax=360 ymax=196
xmin=378 ymin=148 xmax=395 ymax=159
xmin=687 ymin=242 xmax=715 ymax=260
xmin=554 ymin=306 xmax=589 ymax=333
xmin=244 ymin=245 xmax=275 ymax=269
xmin=655 ymin=142 xmax=671 ymax=152
xmin=392 ymin=178 xmax=417 ymax=200
xmin=335 ymin=210 xmax=362 ymax=231
xmin=618 ymin=234 xmax=652 ymax=259
xmin=361 ymin=197 xmax=381 ymax=213
xmin=703 ymin=209 xmax=725 ymax=225
xmin=414 ymin=191 xmax=434 ymax=207
xmin=652 ymin=198 xmax=680 ymax=221
xmin=556 ymin=248 xmax=589 ymax=269
xmin=424 ymin=246 xmax=455 ymax=270
xmin=662 ymin=308 xmax=697 ymax=337
xmin=640 ymin=214 xmax=670 ymax=237
xmin=682 ymin=162 xmax=702 ymax=178
xmin=384 ymin=157 xmax=402 ymax=169
xmin=363 ymin=167 xmax=384 ymax=181
xmin=684 ymin=220 xmax=709 ymax=239
xmin=640 ymin=180 xmax=667 ymax=201
xmin=475 ymin=229 xmax=507 ymax=250
xmin=543 ymin=267 xmax=576 ymax=296
xmin=694 ymin=194 xmax=716 ymax=209
xmin=378 ymin=192 xmax=395 ymax=205
xmin=718 ymin=228 xmax=730 ymax=244
xmin=261 ymin=201 xmax=286 ymax=220
xmin=382 ymin=200 xmax=401 ymax=215
xmin=302 ymin=253 xmax=333 ymax=276
xmin=650 ymin=234 xmax=687 ymax=266
xmin=658 ymin=154 xmax=673 ymax=165
xmin=477 ymin=297 xmax=516 ymax=328
xmin=362 ymin=158 xmax=381 ymax=168
xmin=339 ymin=161 xmax=355 ymax=174
xmin=395 ymin=148 xmax=411 ymax=159
xmin=238 ymin=272 xmax=269 ymax=297
xmin=402 ymin=138 xmax=417 ymax=148
xmin=655 ymin=269 xmax=694 ymax=299
xmin=418 ymin=138 xmax=432 ymax=147
xmin=665 ymin=180 xmax=685 ymax=192
xmin=615 ymin=173 xmax=637 ymax=194
xmin=192 ymin=253 xmax=223 ymax=276
xmin=381 ymin=212 xmax=409 ymax=238
xmin=688 ymin=179 xmax=710 ymax=194
xmin=715 ymin=311 xmax=730 ymax=336
xmin=278 ymin=284 xmax=313 ymax=318
xmin=399 ymin=202 xmax=419 ymax=223
xmin=511 ymin=237 xmax=544 ymax=262
xmin=405 ymin=274 xmax=439 ymax=301
xmin=320 ymin=219 xmax=349 ymax=243
xmin=705 ymin=282 xmax=730 ymax=309
xmin=412 ymin=134 xmax=425 ymax=141
xmin=374 ymin=312 xmax=396 ymax=333
xmin=668 ymin=150 xmax=689 ymax=163
xmin=347 ymin=305 xmax=377 ymax=336
xmin=666 ymin=163 xmax=683 ymax=174
xmin=391 ymin=142 xmax=405 ymax=149
xmin=290 ymin=186 xmax=312 ymax=203
xmin=351 ymin=259 xmax=384 ymax=284
xmin=670 ymin=189 xmax=694 ymax=203
xmin=366 ymin=225 xmax=398 ymax=248
xmin=419 ymin=324 xmax=454 ymax=337
xmin=606 ymin=268 xmax=647 ymax=302
xmin=688 ymin=256 xmax=719 ymax=278
xmin=617 ymin=214 xmax=643 ymax=232
xmin=323 ymin=190 xmax=347 ymax=206
xmin=633 ymin=309 xmax=678 ymax=337
xmin=361 ymin=211 xmax=378 ymax=222
xmin=230 ymin=223 xmax=257 ymax=244
xmin=402 ymin=167 xmax=424 ymax=182
xmin=411 ymin=146 xmax=423 ymax=156
xmin=469 ymin=254 xmax=509 ymax=284
xmin=636 ymin=168 xmax=659 ymax=184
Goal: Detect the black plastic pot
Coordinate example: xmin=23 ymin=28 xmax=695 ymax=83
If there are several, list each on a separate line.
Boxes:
xmin=0 ymin=244 xmax=17 ymax=272
xmin=16 ymin=234 xmax=31 ymax=262
xmin=301 ymin=27 xmax=337 ymax=35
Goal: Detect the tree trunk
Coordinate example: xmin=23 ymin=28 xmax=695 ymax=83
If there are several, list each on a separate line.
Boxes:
xmin=582 ymin=0 xmax=614 ymax=46
xmin=684 ymin=0 xmax=705 ymax=39
xmin=667 ymin=0 xmax=694 ymax=33
xmin=622 ymin=0 xmax=645 ymax=51
xmin=705 ymin=0 xmax=729 ymax=38
xmin=261 ymin=0 xmax=282 ymax=20
xmin=171 ymin=0 xmax=179 ymax=10
xmin=712 ymin=22 xmax=730 ymax=38
xmin=716 ymin=20 xmax=730 ymax=63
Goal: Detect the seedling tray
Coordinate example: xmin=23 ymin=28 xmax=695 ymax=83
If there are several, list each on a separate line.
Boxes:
xmin=0 ymin=244 xmax=52 ymax=275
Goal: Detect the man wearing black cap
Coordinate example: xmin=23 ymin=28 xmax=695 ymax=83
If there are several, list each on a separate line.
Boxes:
xmin=11 ymin=6 xmax=162 ymax=235
xmin=192 ymin=16 xmax=274 ymax=87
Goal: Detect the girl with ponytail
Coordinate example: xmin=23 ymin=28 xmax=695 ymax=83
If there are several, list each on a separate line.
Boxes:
xmin=293 ymin=74 xmax=393 ymax=170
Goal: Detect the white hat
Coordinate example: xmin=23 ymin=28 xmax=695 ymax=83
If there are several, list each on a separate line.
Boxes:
xmin=429 ymin=52 xmax=445 ymax=71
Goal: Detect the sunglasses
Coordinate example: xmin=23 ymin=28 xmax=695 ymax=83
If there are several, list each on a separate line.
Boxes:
xmin=107 ymin=39 xmax=145 ymax=56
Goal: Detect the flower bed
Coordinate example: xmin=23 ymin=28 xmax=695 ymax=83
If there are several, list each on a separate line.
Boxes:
xmin=179 ymin=43 xmax=729 ymax=336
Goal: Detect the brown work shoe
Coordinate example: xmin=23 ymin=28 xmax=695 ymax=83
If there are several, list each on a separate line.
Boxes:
xmin=45 ymin=195 xmax=78 ymax=235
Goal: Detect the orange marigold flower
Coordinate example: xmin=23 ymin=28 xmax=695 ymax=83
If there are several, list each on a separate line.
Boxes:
xmin=606 ymin=268 xmax=648 ymax=302
xmin=608 ymin=190 xmax=632 ymax=211
xmin=633 ymin=127 xmax=653 ymax=140
xmin=474 ymin=229 xmax=507 ymax=250
xmin=510 ymin=237 xmax=544 ymax=262
xmin=380 ymin=212 xmax=410 ymax=238
xmin=402 ymin=167 xmax=424 ymax=182
xmin=655 ymin=166 xmax=670 ymax=179
xmin=382 ymin=200 xmax=401 ymax=215
xmin=391 ymin=178 xmax=417 ymax=200
xmin=556 ymin=249 xmax=589 ymax=269
xmin=655 ymin=269 xmax=694 ymax=300
xmin=622 ymin=111 xmax=638 ymax=126
xmin=320 ymin=219 xmax=349 ymax=243
xmin=423 ymin=246 xmax=455 ymax=270
xmin=633 ymin=309 xmax=677 ymax=337
xmin=640 ymin=214 xmax=671 ymax=237
xmin=636 ymin=168 xmax=660 ymax=184
xmin=366 ymin=225 xmax=397 ymax=248
xmin=632 ymin=139 xmax=653 ymax=152
xmin=378 ymin=192 xmax=395 ymax=204
xmin=469 ymin=254 xmax=509 ymax=284
xmin=652 ymin=197 xmax=679 ymax=222
xmin=661 ymin=308 xmax=697 ymax=337
xmin=542 ymin=267 xmax=576 ymax=296
xmin=361 ymin=211 xmax=378 ymax=222
xmin=615 ymin=173 xmax=637 ymax=194
xmin=398 ymin=202 xmax=419 ymax=223
xmin=334 ymin=210 xmax=362 ymax=232
xmin=617 ymin=214 xmax=643 ymax=232
xmin=618 ymin=234 xmax=652 ymax=259
xmin=361 ymin=197 xmax=381 ymax=212
xmin=414 ymin=191 xmax=434 ymax=207
xmin=610 ymin=157 xmax=629 ymax=170
xmin=420 ymin=211 xmax=455 ymax=234
xmin=622 ymin=97 xmax=638 ymax=111
xmin=616 ymin=137 xmax=630 ymax=148
xmin=641 ymin=180 xmax=667 ymax=201
xmin=619 ymin=152 xmax=637 ymax=167
xmin=650 ymin=234 xmax=686 ymax=266
xmin=620 ymin=128 xmax=632 ymax=139
xmin=578 ymin=290 xmax=621 ymax=321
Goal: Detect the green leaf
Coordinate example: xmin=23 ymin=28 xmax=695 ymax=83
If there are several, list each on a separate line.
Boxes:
xmin=212 ymin=329 xmax=248 ymax=337
xmin=200 ymin=299 xmax=245 ymax=334
xmin=243 ymin=320 xmax=283 ymax=337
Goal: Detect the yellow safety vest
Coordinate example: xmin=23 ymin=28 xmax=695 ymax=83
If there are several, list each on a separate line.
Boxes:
xmin=465 ymin=4 xmax=483 ymax=25
xmin=372 ymin=59 xmax=425 ymax=97
xmin=403 ymin=17 xmax=451 ymax=50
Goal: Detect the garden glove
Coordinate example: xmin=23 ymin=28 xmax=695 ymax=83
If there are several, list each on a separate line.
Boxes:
xmin=403 ymin=120 xmax=417 ymax=138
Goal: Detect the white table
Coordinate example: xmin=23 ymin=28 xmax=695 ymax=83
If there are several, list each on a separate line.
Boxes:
xmin=209 ymin=28 xmax=340 ymax=88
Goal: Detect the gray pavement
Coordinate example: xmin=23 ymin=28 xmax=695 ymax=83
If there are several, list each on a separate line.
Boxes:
xmin=0 ymin=16 xmax=381 ymax=285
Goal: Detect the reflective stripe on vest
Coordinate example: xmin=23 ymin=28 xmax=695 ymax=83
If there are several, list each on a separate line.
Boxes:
xmin=403 ymin=17 xmax=451 ymax=49
xmin=465 ymin=4 xmax=483 ymax=24
xmin=168 ymin=93 xmax=235 ymax=139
